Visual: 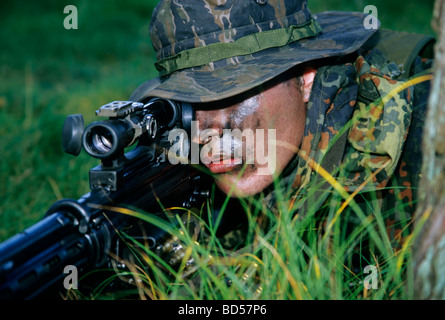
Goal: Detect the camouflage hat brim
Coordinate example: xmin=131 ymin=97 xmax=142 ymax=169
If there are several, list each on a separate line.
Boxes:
xmin=132 ymin=11 xmax=378 ymax=104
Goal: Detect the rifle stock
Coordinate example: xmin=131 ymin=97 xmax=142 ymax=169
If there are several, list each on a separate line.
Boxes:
xmin=0 ymin=98 xmax=210 ymax=299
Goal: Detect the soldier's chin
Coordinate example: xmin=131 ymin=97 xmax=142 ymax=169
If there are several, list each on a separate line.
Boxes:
xmin=213 ymin=171 xmax=274 ymax=198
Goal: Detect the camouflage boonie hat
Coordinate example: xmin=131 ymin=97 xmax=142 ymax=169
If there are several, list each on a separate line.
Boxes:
xmin=133 ymin=0 xmax=378 ymax=103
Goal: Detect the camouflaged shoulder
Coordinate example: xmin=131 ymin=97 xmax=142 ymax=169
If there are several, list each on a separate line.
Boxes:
xmin=361 ymin=28 xmax=435 ymax=80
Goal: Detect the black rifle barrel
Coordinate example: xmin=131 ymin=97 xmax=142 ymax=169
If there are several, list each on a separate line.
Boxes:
xmin=0 ymin=210 xmax=93 ymax=299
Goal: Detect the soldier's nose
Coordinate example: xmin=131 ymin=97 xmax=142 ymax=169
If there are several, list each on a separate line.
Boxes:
xmin=194 ymin=109 xmax=227 ymax=144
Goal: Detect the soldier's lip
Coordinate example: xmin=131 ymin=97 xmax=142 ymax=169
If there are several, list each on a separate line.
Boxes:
xmin=206 ymin=158 xmax=242 ymax=174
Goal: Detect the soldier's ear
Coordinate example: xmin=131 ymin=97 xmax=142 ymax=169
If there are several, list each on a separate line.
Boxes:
xmin=302 ymin=67 xmax=316 ymax=103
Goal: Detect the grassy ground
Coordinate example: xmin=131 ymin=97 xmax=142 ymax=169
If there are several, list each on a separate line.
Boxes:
xmin=0 ymin=0 xmax=436 ymax=299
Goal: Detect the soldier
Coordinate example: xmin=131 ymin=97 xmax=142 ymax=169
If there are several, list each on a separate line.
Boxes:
xmin=131 ymin=0 xmax=434 ymax=250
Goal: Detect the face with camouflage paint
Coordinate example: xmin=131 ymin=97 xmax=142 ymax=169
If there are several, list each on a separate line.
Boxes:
xmin=194 ymin=68 xmax=316 ymax=197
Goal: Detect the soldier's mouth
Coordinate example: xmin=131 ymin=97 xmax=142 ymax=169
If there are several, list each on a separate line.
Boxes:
xmin=206 ymin=158 xmax=243 ymax=174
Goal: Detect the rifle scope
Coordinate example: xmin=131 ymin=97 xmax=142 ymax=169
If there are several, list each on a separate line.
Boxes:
xmin=83 ymin=120 xmax=132 ymax=159
xmin=63 ymin=98 xmax=193 ymax=160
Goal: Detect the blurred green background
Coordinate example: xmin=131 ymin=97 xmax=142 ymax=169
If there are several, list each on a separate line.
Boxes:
xmin=0 ymin=0 xmax=436 ymax=241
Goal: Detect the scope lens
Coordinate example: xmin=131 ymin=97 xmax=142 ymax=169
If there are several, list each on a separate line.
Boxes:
xmin=91 ymin=127 xmax=113 ymax=153
xmin=83 ymin=125 xmax=117 ymax=158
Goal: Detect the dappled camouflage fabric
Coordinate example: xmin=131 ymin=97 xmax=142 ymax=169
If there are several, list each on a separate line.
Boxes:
xmin=133 ymin=0 xmax=376 ymax=103
xmin=379 ymin=56 xmax=432 ymax=245
xmin=150 ymin=0 xmax=312 ymax=66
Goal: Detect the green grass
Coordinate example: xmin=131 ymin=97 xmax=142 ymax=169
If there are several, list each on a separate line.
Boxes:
xmin=64 ymin=176 xmax=419 ymax=300
xmin=0 ymin=0 xmax=436 ymax=300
